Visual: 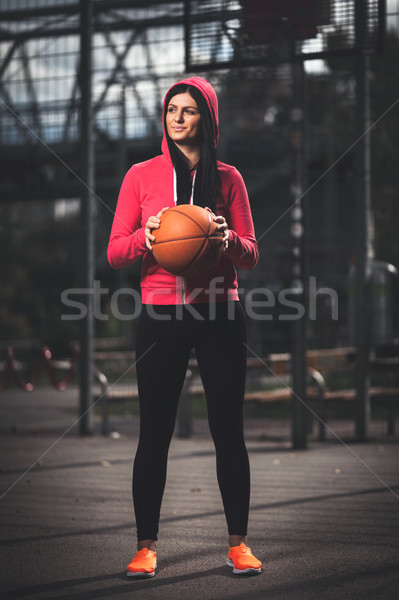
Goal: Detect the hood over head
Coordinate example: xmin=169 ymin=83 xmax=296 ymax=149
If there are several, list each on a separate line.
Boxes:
xmin=161 ymin=77 xmax=219 ymax=160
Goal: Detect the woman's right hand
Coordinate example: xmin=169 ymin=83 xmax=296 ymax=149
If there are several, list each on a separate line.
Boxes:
xmin=145 ymin=207 xmax=169 ymax=251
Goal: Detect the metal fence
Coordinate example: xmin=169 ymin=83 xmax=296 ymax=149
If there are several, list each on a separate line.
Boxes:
xmin=1 ymin=1 xmax=399 ymax=441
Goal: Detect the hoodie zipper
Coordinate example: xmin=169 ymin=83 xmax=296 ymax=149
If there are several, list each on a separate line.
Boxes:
xmin=181 ymin=277 xmax=186 ymax=304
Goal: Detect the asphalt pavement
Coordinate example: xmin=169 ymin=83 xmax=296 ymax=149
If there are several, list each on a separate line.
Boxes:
xmin=1 ymin=427 xmax=399 ymax=600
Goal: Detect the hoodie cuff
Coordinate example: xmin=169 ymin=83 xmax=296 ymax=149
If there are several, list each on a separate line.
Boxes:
xmin=136 ymin=226 xmax=148 ymax=252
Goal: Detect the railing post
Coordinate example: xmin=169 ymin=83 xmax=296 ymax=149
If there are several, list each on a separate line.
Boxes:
xmin=354 ymin=0 xmax=373 ymax=441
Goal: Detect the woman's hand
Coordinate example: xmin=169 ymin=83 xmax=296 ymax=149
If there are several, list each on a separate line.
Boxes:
xmin=205 ymin=207 xmax=229 ymax=250
xmin=145 ymin=207 xmax=169 ymax=251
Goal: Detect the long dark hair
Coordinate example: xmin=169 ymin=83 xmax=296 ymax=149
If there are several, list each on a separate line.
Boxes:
xmin=164 ymin=84 xmax=220 ymax=213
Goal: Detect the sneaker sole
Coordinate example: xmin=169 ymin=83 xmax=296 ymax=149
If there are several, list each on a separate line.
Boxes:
xmin=126 ymin=570 xmax=156 ymax=578
xmin=227 ymin=558 xmax=261 ymax=575
xmin=126 ymin=560 xmax=157 ymax=578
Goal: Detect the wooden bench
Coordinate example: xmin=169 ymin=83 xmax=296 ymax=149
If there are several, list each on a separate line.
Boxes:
xmin=307 ymin=349 xmax=399 ymax=439
xmin=94 ymin=348 xmax=399 ymax=439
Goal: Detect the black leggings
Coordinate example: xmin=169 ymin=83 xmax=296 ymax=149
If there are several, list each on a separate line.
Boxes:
xmin=133 ymin=301 xmax=250 ymax=541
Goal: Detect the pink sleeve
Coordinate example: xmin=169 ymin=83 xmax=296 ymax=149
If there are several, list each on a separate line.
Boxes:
xmin=107 ymin=166 xmax=148 ymax=269
xmin=224 ymin=168 xmax=259 ymax=270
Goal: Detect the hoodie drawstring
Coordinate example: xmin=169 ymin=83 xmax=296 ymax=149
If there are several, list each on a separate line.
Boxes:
xmin=173 ymin=167 xmax=197 ymax=206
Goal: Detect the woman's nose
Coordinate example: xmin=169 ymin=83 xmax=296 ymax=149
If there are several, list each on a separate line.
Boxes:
xmin=175 ymin=110 xmax=184 ymax=122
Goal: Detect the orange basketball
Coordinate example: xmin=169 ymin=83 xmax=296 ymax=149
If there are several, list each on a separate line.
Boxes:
xmin=152 ymin=205 xmax=224 ymax=278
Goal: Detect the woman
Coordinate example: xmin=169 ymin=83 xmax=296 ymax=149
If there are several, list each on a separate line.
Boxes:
xmin=108 ymin=77 xmax=261 ymax=578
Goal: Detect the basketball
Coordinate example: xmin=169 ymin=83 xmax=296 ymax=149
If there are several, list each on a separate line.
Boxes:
xmin=151 ymin=205 xmax=224 ymax=278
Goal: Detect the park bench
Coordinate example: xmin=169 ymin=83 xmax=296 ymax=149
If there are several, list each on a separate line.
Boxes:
xmin=2 ymin=342 xmax=396 ymax=441
xmin=94 ymin=346 xmax=399 ymax=439
xmin=244 ymin=348 xmax=399 ymax=440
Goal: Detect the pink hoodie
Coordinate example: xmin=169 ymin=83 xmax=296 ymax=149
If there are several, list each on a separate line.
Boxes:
xmin=107 ymin=77 xmax=258 ymax=305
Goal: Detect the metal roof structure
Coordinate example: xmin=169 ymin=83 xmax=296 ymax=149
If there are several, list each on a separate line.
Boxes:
xmin=0 ymin=1 xmax=186 ymax=149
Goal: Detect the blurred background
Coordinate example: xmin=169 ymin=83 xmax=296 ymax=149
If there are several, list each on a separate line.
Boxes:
xmin=1 ymin=1 xmax=399 ymax=443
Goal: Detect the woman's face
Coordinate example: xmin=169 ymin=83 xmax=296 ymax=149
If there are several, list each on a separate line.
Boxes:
xmin=166 ymin=92 xmax=201 ymax=147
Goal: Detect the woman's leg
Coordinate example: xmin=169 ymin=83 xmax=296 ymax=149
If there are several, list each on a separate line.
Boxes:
xmin=133 ymin=305 xmax=191 ymax=545
xmin=194 ymin=302 xmax=250 ymax=539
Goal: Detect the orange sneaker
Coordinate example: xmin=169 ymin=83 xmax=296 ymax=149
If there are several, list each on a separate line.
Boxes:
xmin=227 ymin=543 xmax=262 ymax=575
xmin=126 ymin=548 xmax=157 ymax=578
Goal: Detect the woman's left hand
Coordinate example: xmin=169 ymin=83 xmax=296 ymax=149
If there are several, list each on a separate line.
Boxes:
xmin=205 ymin=207 xmax=229 ymax=250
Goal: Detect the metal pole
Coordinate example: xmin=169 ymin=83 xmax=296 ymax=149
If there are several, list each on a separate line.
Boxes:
xmin=290 ymin=55 xmax=308 ymax=449
xmin=116 ymin=81 xmax=128 ymax=333
xmin=78 ymin=0 xmax=95 ymax=435
xmin=184 ymin=0 xmax=191 ymax=72
xmin=354 ymin=0 xmax=373 ymax=440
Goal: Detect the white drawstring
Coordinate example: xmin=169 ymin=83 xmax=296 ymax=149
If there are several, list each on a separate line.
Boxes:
xmin=190 ymin=169 xmax=197 ymax=204
xmin=173 ymin=167 xmax=197 ymax=205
